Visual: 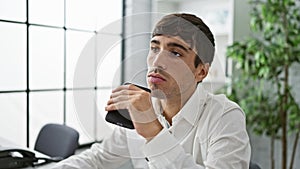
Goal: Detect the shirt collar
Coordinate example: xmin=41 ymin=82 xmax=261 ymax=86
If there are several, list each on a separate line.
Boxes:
xmin=175 ymin=83 xmax=207 ymax=126
xmin=152 ymin=83 xmax=208 ymax=126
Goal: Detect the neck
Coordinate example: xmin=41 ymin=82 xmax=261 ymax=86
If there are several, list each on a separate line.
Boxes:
xmin=161 ymin=100 xmax=180 ymax=125
xmin=160 ymin=85 xmax=197 ymax=125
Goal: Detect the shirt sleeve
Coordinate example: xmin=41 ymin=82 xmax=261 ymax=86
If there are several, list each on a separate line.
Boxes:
xmin=205 ymin=108 xmax=251 ymax=168
xmin=143 ymin=128 xmax=205 ymax=169
xmin=51 ymin=127 xmax=131 ymax=169
xmin=143 ymin=108 xmax=251 ymax=169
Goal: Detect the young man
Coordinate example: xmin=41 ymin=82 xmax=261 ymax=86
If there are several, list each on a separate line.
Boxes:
xmin=53 ymin=13 xmax=251 ymax=169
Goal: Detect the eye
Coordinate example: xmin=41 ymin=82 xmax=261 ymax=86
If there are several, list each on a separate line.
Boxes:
xmin=151 ymin=46 xmax=160 ymax=53
xmin=171 ymin=51 xmax=182 ymax=57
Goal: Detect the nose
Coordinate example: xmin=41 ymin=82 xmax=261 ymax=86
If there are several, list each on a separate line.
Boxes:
xmin=148 ymin=50 xmax=167 ymax=70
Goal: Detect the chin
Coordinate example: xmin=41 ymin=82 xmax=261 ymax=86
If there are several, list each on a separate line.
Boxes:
xmin=151 ymin=89 xmax=167 ymax=100
xmin=148 ymin=82 xmax=158 ymax=90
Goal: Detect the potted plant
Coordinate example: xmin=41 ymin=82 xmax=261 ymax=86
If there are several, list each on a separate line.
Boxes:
xmin=226 ymin=0 xmax=300 ymax=168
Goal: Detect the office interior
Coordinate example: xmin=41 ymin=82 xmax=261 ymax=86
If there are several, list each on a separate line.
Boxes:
xmin=0 ymin=0 xmax=299 ymax=168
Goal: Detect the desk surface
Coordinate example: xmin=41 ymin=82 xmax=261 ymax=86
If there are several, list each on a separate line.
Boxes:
xmin=1 ymin=138 xmax=133 ymax=169
xmin=24 ymin=163 xmax=55 ymax=169
xmin=0 ymin=137 xmax=57 ymax=169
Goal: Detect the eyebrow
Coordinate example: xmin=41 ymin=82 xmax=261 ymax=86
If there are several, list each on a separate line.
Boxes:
xmin=150 ymin=39 xmax=192 ymax=52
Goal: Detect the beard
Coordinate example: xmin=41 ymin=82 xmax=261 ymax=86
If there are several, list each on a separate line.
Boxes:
xmin=147 ymin=66 xmax=197 ymax=102
xmin=147 ymin=66 xmax=181 ymax=99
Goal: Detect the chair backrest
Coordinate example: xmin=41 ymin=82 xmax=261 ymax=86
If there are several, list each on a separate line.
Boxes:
xmin=249 ymin=161 xmax=261 ymax=169
xmin=34 ymin=123 xmax=79 ymax=159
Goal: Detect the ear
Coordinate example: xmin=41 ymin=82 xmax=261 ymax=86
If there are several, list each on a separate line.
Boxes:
xmin=195 ymin=63 xmax=209 ymax=83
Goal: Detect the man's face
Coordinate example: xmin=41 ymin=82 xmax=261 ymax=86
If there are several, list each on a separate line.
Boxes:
xmin=147 ymin=35 xmax=203 ymax=99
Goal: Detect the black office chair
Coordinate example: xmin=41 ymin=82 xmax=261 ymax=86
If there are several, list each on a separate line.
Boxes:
xmin=34 ymin=123 xmax=79 ymax=159
xmin=249 ymin=161 xmax=261 ymax=169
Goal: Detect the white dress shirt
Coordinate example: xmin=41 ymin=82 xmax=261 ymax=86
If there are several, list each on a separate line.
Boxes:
xmin=52 ymin=84 xmax=251 ymax=169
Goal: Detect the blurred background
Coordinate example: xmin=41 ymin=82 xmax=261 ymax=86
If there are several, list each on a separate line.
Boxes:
xmin=0 ymin=0 xmax=299 ymax=168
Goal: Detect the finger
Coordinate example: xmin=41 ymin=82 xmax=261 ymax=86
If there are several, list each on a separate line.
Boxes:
xmin=110 ymin=89 xmax=140 ymax=98
xmin=105 ymin=100 xmax=130 ymax=111
xmin=111 ymin=85 xmax=130 ymax=93
xmin=110 ymin=90 xmax=127 ymax=98
xmin=126 ymin=84 xmax=142 ymax=91
xmin=112 ymin=84 xmax=143 ymax=93
xmin=107 ymin=95 xmax=130 ymax=105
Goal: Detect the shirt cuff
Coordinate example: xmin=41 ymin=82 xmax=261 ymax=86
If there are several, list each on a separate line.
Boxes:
xmin=143 ymin=128 xmax=184 ymax=168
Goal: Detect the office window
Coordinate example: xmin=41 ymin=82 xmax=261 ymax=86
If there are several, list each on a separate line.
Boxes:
xmin=29 ymin=91 xmax=64 ymax=148
xmin=0 ymin=22 xmax=27 ymax=91
xmin=95 ymin=1 xmax=122 ymax=33
xmin=29 ymin=26 xmax=64 ymax=90
xmin=0 ymin=0 xmax=123 ymax=147
xmin=66 ymin=0 xmax=97 ymax=31
xmin=0 ymin=93 xmax=27 ymax=147
xmin=96 ymin=89 xmax=114 ymax=140
xmin=66 ymin=30 xmax=95 ymax=88
xmin=66 ymin=90 xmax=95 ymax=144
xmin=29 ymin=0 xmax=64 ymax=27
xmin=0 ymin=0 xmax=26 ymax=22
xmin=96 ymin=36 xmax=122 ymax=87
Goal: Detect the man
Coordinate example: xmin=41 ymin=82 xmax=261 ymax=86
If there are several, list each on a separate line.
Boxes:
xmin=53 ymin=13 xmax=251 ymax=169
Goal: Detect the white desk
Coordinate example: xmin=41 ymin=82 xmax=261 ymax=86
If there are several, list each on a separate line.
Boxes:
xmin=0 ymin=137 xmax=57 ymax=169
xmin=24 ymin=163 xmax=55 ymax=169
xmin=1 ymin=137 xmax=134 ymax=169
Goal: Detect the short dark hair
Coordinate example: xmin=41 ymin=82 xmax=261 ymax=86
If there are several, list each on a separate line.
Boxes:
xmin=152 ymin=13 xmax=215 ymax=67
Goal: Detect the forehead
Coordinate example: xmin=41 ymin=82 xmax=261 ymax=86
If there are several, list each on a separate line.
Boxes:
xmin=151 ymin=35 xmax=191 ymax=48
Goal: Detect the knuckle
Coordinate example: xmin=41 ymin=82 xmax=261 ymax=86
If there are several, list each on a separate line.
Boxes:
xmin=128 ymin=84 xmax=135 ymax=90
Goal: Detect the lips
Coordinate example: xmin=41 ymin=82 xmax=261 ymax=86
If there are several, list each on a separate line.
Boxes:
xmin=148 ymin=73 xmax=166 ymax=84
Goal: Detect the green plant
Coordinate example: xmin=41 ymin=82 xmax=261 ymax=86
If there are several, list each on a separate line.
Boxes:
xmin=226 ymin=0 xmax=300 ymax=169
